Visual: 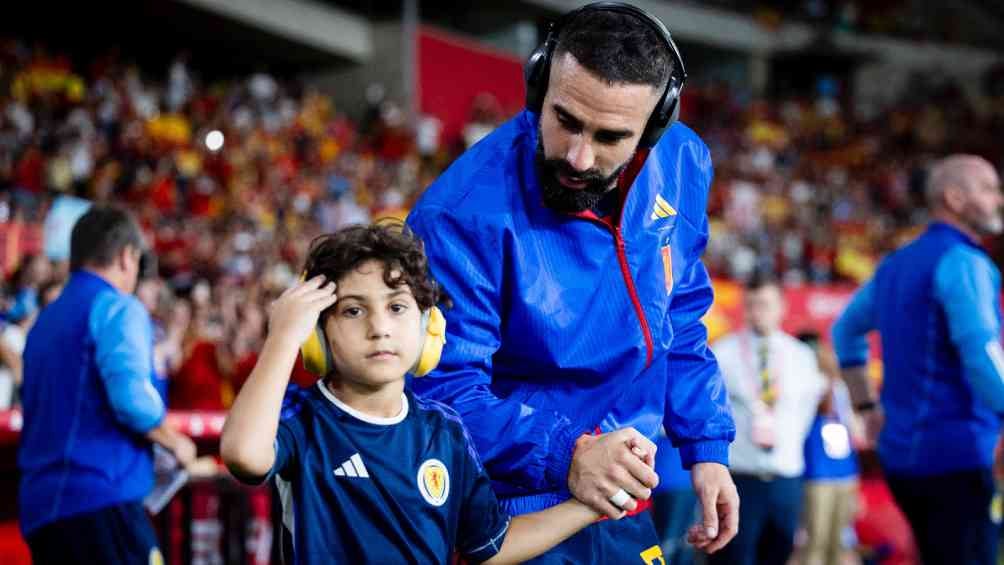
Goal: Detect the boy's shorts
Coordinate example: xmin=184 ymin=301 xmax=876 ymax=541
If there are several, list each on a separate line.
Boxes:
xmin=26 ymin=501 xmax=162 ymax=565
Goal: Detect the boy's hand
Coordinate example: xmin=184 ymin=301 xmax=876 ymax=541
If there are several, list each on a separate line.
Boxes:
xmin=268 ymin=276 xmax=338 ymax=346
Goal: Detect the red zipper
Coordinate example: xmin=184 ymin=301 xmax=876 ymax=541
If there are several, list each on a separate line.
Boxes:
xmin=570 ymin=148 xmax=655 ymax=368
xmin=612 ymin=226 xmax=654 ymax=368
xmin=576 ymin=211 xmax=655 ymax=369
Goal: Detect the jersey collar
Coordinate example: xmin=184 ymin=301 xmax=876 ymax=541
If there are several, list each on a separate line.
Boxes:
xmin=317 ymin=381 xmax=409 ymax=426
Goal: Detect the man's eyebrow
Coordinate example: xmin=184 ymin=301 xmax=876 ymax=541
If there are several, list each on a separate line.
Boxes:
xmin=553 ymin=104 xmax=632 ymax=139
xmin=553 ymin=104 xmax=583 ymax=128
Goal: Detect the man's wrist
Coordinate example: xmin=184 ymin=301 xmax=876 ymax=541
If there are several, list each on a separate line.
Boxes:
xmin=679 ymin=439 xmax=730 ymax=469
xmin=546 ymin=423 xmax=583 ymax=491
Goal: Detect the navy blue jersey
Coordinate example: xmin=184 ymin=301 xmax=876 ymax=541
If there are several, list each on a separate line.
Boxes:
xmin=254 ymin=382 xmax=510 ymax=564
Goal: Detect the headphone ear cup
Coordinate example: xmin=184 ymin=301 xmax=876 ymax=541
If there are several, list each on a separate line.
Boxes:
xmin=412 ymin=306 xmax=447 ymax=377
xmin=639 ymin=82 xmax=681 ymax=147
xmin=301 ymin=324 xmax=333 ymax=376
xmin=524 ymin=45 xmax=549 ymax=113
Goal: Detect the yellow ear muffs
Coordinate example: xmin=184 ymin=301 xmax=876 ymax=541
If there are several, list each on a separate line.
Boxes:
xmin=301 ymin=323 xmax=334 ymax=376
xmin=412 ymin=306 xmax=446 ymax=377
xmin=299 ymin=271 xmax=335 ymax=376
xmin=299 ymin=303 xmax=447 ymax=377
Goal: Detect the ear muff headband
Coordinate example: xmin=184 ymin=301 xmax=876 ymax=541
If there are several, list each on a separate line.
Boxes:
xmin=524 ymin=1 xmax=688 ymax=147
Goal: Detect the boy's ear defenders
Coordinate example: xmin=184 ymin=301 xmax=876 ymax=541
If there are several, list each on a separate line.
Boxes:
xmin=298 ymin=274 xmax=446 ymax=377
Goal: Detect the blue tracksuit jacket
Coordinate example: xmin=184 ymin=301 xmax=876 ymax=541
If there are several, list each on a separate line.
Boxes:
xmin=832 ymin=222 xmax=1004 ymax=476
xmin=407 ymin=110 xmax=735 ymax=515
xmin=18 ymin=271 xmax=164 ymax=535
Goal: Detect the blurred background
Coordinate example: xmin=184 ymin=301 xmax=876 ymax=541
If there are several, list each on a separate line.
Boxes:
xmin=0 ymin=0 xmax=1002 ymax=563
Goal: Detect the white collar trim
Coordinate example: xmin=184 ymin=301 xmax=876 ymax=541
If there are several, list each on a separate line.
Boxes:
xmin=316 ymin=381 xmax=408 ymax=425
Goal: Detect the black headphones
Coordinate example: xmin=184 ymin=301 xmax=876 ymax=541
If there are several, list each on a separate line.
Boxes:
xmin=524 ymin=1 xmax=688 ymax=148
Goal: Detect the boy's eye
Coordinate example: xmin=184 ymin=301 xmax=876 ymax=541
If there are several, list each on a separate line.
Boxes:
xmin=342 ymin=306 xmax=362 ymax=318
xmin=390 ymin=303 xmax=408 ymax=314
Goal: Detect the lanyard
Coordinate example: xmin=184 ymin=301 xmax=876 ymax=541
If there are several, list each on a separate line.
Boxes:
xmin=739 ymin=331 xmax=783 ymax=412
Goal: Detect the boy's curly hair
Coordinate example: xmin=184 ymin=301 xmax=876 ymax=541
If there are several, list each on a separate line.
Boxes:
xmin=302 ymin=221 xmax=447 ymax=316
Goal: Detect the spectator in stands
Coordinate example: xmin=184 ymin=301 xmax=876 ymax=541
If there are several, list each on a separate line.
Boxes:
xmin=709 ymin=274 xmax=826 ymax=565
xmin=833 ymin=154 xmax=1004 ymax=565
xmin=4 ymin=253 xmax=49 ymax=323
xmin=408 ymin=4 xmax=738 ymax=562
xmin=17 ymin=206 xmax=196 ymax=564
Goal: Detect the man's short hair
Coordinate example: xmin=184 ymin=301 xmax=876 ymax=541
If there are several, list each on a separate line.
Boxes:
xmin=70 ymin=206 xmax=144 ymax=271
xmin=554 ymin=9 xmax=672 ymax=90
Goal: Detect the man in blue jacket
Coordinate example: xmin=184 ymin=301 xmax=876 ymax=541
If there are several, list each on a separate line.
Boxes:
xmin=832 ymin=154 xmax=1004 ymax=565
xmin=18 ymin=206 xmax=196 ymax=564
xmin=407 ymin=3 xmax=737 ymax=562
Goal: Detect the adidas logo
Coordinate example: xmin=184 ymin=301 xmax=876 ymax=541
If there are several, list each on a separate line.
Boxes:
xmin=650 ymin=194 xmax=677 ymax=220
xmin=333 ymin=453 xmax=370 ymax=478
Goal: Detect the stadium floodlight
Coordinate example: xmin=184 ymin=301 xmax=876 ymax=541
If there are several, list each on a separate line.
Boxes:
xmin=205 ymin=130 xmax=224 ymax=152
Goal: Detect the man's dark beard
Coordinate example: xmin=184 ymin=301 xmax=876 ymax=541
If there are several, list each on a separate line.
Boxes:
xmin=535 ymin=133 xmax=629 ymax=214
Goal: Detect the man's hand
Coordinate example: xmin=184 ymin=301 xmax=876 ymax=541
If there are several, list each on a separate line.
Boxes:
xmin=170 ymin=433 xmax=198 ymax=468
xmin=685 ymin=462 xmax=738 ymax=553
xmin=567 ymin=427 xmax=659 ymax=520
xmin=148 ymin=423 xmax=197 ymax=467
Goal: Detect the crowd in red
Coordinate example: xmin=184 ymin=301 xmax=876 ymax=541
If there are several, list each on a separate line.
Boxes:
xmin=2 ymin=38 xmax=1004 ymax=419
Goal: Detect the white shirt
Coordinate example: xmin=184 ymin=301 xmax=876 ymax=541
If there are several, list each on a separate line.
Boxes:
xmin=713 ymin=330 xmax=826 ymax=478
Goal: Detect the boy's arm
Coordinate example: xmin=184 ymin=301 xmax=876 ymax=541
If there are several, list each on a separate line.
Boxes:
xmin=220 ymin=276 xmax=337 ymax=478
xmin=480 ymin=500 xmax=603 ymax=565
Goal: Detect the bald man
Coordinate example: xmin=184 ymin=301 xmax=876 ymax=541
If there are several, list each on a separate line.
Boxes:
xmin=832 ymin=155 xmax=1004 ymax=565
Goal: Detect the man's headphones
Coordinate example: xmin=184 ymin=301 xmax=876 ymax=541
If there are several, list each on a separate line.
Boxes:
xmin=300 ymin=302 xmax=447 ymax=378
xmin=523 ymin=1 xmax=688 ymax=148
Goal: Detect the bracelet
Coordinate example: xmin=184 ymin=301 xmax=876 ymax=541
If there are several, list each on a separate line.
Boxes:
xmin=854 ymin=400 xmax=878 ymax=412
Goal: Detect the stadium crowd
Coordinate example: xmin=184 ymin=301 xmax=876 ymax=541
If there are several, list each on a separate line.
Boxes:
xmin=1 ymin=35 xmax=1003 ymax=564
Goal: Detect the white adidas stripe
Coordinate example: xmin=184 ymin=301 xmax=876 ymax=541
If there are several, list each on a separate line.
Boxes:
xmin=350 ymin=453 xmax=370 ymax=478
xmin=333 ymin=453 xmax=370 ymax=478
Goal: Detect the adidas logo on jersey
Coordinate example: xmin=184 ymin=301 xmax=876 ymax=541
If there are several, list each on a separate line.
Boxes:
xmin=333 ymin=453 xmax=370 ymax=478
xmin=650 ymin=193 xmax=677 ymax=221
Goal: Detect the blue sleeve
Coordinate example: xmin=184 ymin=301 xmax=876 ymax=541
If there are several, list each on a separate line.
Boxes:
xmin=934 ymin=247 xmax=1004 ymax=413
xmin=90 ymin=291 xmax=164 ymax=433
xmin=664 ymin=215 xmax=735 ymax=469
xmin=455 ymin=419 xmax=511 ymax=563
xmin=832 ymin=279 xmax=876 ymax=368
xmin=407 ymin=206 xmax=582 ymax=493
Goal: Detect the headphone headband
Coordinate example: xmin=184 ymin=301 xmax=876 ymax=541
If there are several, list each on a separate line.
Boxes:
xmin=524 ymin=1 xmax=687 ymax=147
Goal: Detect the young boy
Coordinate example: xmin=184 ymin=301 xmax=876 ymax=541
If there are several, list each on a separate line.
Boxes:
xmin=221 ymin=223 xmax=629 ymax=564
